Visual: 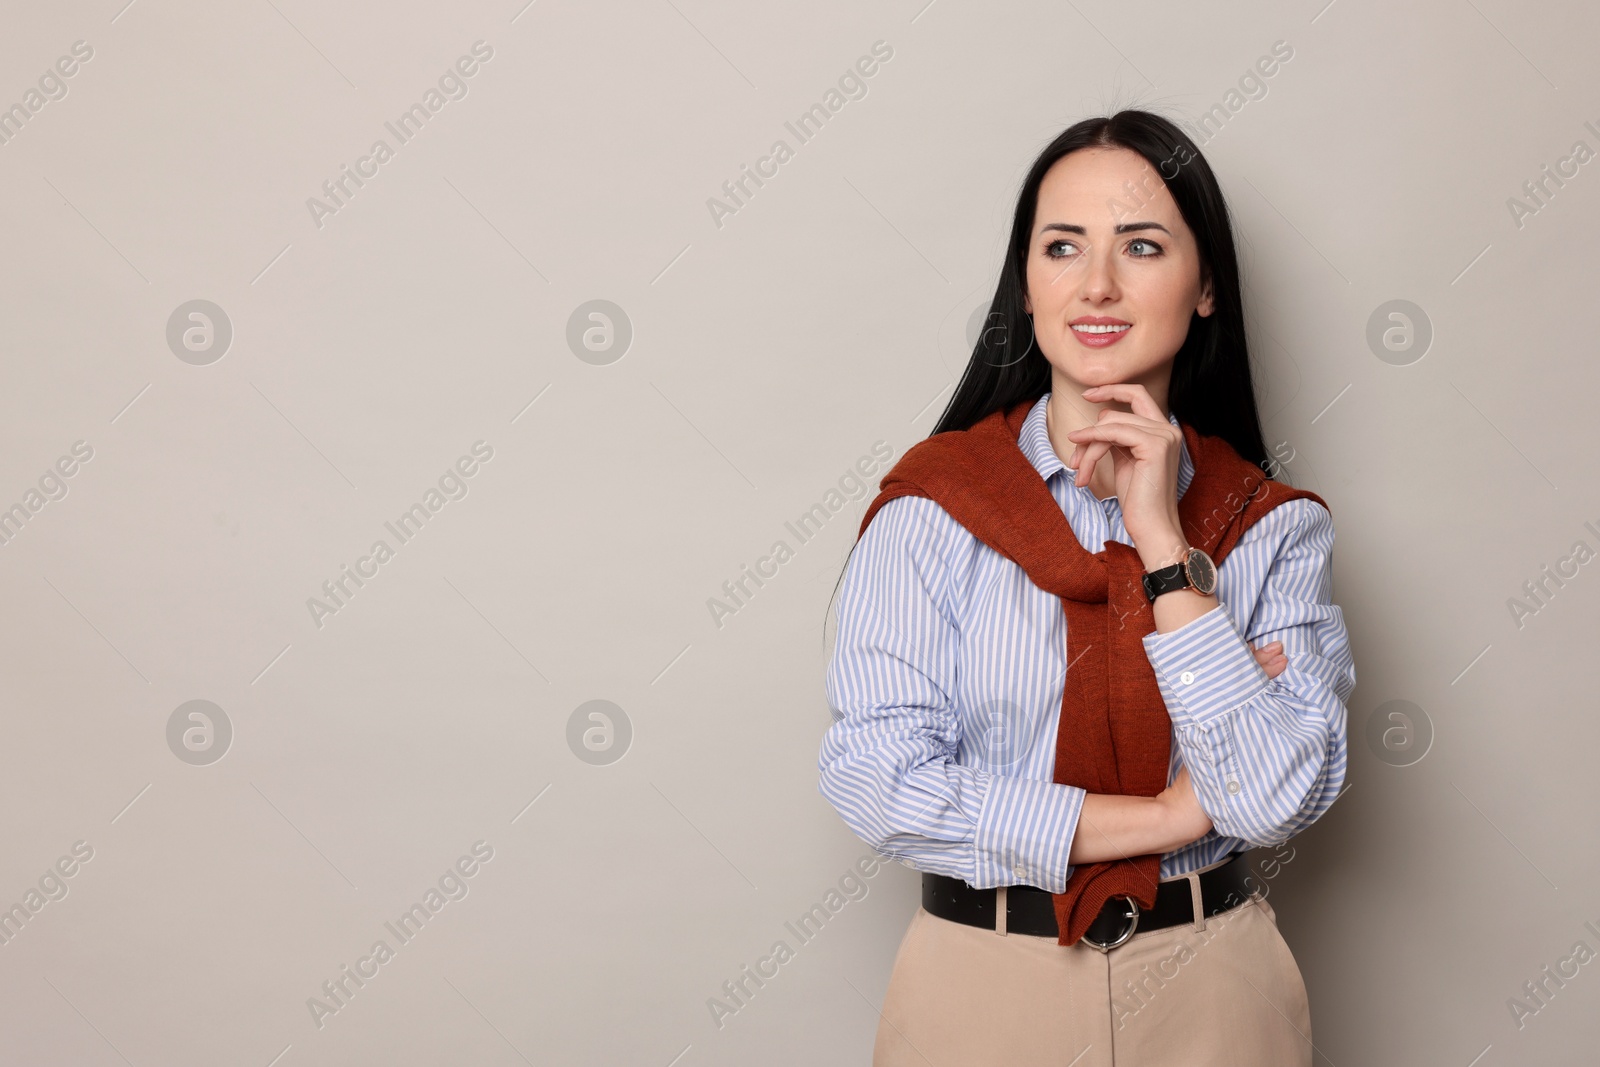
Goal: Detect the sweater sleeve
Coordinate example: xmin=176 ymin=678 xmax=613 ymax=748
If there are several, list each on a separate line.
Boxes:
xmin=819 ymin=495 xmax=1088 ymax=891
xmin=1140 ymin=497 xmax=1356 ymax=846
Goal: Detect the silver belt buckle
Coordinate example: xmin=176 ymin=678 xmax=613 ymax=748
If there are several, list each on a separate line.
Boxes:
xmin=1082 ymin=895 xmax=1140 ymax=953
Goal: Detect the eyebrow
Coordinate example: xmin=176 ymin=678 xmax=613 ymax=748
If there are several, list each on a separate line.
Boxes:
xmin=1038 ymin=221 xmax=1172 ymax=236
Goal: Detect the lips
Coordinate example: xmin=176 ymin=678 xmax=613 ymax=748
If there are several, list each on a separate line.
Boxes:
xmin=1068 ymin=316 xmax=1131 ymax=348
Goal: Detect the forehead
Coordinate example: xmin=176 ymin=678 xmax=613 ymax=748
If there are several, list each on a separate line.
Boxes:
xmin=1033 ymin=146 xmax=1183 ymax=230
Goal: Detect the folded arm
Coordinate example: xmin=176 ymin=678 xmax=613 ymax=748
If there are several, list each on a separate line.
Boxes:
xmin=1141 ymin=499 xmax=1357 ymax=846
xmin=819 ymin=496 xmax=1091 ymax=891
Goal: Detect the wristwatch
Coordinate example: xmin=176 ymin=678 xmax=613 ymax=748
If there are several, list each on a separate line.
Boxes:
xmin=1141 ymin=546 xmax=1217 ymax=602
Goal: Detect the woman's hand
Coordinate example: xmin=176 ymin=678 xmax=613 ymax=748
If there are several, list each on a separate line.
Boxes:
xmin=1061 ymin=382 xmax=1187 ymax=570
xmin=1072 ymin=640 xmax=1287 ymax=861
xmin=1253 ymin=639 xmax=1287 ymax=678
xmin=1155 ymin=763 xmax=1213 ymax=844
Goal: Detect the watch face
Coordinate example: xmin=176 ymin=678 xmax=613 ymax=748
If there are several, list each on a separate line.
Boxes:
xmin=1186 ymin=549 xmax=1217 ymax=594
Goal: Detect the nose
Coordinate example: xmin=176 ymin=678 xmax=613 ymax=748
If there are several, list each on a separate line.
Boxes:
xmin=1077 ymin=241 xmax=1119 ymax=304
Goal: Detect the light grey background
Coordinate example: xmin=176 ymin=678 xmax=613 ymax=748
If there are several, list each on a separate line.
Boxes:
xmin=0 ymin=0 xmax=1596 ymax=1063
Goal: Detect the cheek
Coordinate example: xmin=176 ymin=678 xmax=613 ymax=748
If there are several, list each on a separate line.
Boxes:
xmin=1026 ymin=259 xmax=1073 ymax=309
xmin=1140 ymin=270 xmax=1202 ymax=328
xmin=1025 ymin=260 xmax=1047 ymax=306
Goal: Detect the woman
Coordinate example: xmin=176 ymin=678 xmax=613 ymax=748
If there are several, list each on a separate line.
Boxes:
xmin=819 ymin=110 xmax=1356 ymax=1065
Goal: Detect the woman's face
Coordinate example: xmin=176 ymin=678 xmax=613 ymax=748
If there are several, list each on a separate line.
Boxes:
xmin=1023 ymin=146 xmax=1213 ymax=400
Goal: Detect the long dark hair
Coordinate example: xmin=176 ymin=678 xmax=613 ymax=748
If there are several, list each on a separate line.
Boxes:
xmin=936 ymin=108 xmax=1269 ymax=463
xmin=825 ymin=108 xmax=1275 ymax=641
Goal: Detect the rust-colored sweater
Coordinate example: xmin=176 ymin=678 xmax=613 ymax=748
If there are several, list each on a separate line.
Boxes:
xmin=856 ymin=398 xmax=1327 ymax=947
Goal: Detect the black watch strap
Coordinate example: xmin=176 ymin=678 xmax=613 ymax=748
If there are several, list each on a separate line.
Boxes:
xmin=1141 ymin=560 xmax=1192 ymax=602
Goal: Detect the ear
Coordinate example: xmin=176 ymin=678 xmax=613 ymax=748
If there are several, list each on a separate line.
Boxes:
xmin=1196 ymin=272 xmax=1215 ymax=318
xmin=1023 ymin=291 xmax=1032 ymax=315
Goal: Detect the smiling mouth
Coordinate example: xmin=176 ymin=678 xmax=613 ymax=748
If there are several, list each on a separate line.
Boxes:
xmin=1070 ymin=324 xmax=1131 ymax=335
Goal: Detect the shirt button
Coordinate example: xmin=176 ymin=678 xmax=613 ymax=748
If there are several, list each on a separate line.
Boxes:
xmin=1226 ymin=780 xmax=1240 ymax=795
xmin=900 ymin=858 xmax=915 ymax=868
xmin=1180 ymin=671 xmax=1195 ymax=685
xmin=1013 ymin=862 xmax=1027 ymax=880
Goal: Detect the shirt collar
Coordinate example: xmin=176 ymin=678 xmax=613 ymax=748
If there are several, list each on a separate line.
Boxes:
xmin=1017 ymin=392 xmax=1194 ymax=500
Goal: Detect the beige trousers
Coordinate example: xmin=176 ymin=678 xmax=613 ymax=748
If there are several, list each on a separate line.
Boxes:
xmin=872 ymin=869 xmax=1314 ymax=1066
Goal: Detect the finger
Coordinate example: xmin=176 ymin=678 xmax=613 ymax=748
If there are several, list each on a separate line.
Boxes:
xmin=1089 ymin=414 xmax=1181 ymax=482
xmin=1073 ymin=441 xmax=1113 ymax=486
xmin=1068 ymin=431 xmax=1171 ymax=502
xmin=1252 ymin=641 xmax=1285 ymax=664
xmin=1083 ymin=441 xmax=1113 ymax=477
xmin=1081 ymin=382 xmax=1165 ymax=422
xmin=1084 ymin=408 xmax=1177 ymax=436
xmin=1068 ymin=439 xmax=1095 ymax=482
xmin=1063 ymin=420 xmax=1169 ymax=457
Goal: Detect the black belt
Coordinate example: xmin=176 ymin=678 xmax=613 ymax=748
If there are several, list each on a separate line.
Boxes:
xmin=922 ymin=853 xmax=1254 ymax=951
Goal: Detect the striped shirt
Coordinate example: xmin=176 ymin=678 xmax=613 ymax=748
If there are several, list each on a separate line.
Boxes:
xmin=818 ymin=393 xmax=1356 ymax=891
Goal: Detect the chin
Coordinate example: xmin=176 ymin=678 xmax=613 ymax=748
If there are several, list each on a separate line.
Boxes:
xmin=1063 ymin=358 xmax=1152 ymax=386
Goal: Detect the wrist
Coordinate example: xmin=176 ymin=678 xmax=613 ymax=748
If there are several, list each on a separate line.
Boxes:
xmin=1154 ymin=777 xmax=1213 ymax=848
xmin=1133 ymin=526 xmax=1190 ymax=573
xmin=1071 ymin=793 xmax=1181 ymax=865
xmin=1146 ymin=794 xmax=1188 ymax=855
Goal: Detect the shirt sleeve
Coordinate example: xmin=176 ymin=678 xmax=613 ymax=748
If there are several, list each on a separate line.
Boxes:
xmin=1140 ymin=497 xmax=1355 ymax=846
xmin=819 ymin=495 xmax=1088 ymax=891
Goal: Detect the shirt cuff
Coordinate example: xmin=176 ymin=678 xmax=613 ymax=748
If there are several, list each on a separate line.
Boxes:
xmin=1141 ymin=602 xmax=1269 ymax=727
xmin=970 ymin=773 xmax=1086 ymax=892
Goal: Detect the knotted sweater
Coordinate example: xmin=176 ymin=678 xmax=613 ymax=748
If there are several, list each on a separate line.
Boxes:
xmin=855 ymin=397 xmax=1328 ymax=947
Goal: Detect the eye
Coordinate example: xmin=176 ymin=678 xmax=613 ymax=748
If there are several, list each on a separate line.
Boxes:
xmin=1128 ymin=237 xmax=1163 ymax=257
xmin=1044 ymin=239 xmax=1078 ymax=259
